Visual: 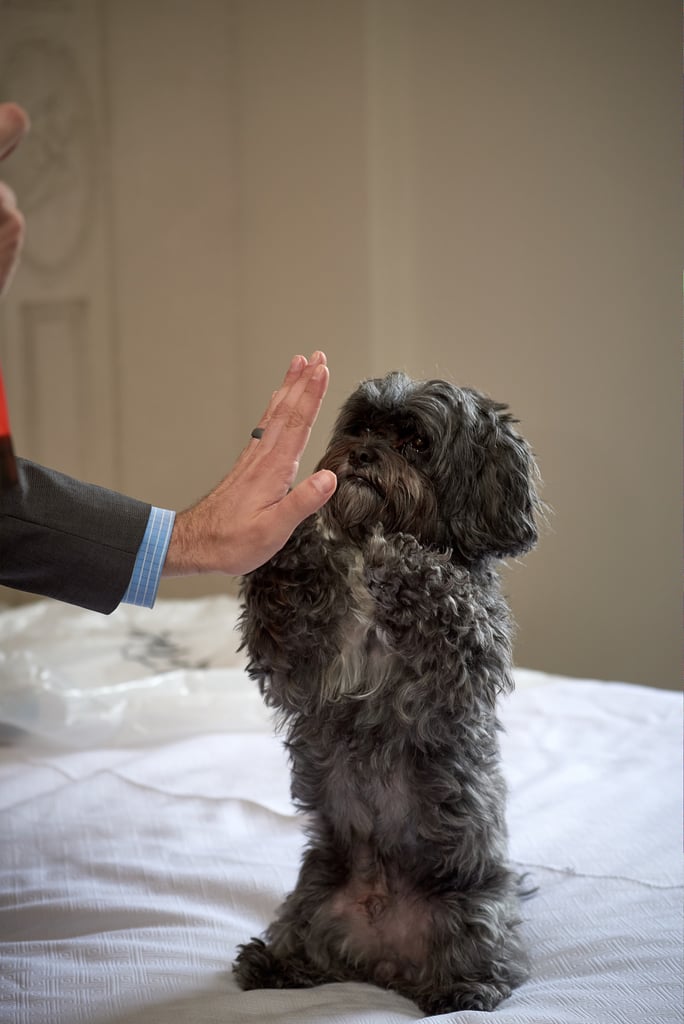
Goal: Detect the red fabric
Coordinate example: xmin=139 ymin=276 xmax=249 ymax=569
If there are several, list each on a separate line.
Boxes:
xmin=0 ymin=362 xmax=10 ymax=436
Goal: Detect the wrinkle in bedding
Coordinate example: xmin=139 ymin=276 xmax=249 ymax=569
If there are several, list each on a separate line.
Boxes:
xmin=0 ymin=607 xmax=681 ymax=1023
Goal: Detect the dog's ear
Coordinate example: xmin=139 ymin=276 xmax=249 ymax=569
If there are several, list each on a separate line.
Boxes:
xmin=449 ymin=400 xmax=540 ymax=563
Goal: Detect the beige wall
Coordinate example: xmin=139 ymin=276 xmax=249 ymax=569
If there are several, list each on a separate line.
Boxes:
xmin=0 ymin=0 xmax=679 ymax=690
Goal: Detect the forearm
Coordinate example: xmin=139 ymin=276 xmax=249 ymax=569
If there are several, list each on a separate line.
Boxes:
xmin=0 ymin=459 xmax=150 ymax=613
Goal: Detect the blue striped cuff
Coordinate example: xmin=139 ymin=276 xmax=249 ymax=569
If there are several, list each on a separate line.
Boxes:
xmin=121 ymin=506 xmax=176 ymax=608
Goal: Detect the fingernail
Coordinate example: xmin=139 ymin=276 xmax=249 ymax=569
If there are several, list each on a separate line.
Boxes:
xmin=288 ymin=354 xmax=305 ymax=376
xmin=312 ymin=470 xmax=337 ymax=496
xmin=312 ymin=364 xmax=328 ymax=381
xmin=309 ymin=351 xmax=326 ymax=365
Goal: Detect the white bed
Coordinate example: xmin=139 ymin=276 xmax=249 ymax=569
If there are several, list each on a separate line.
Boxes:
xmin=0 ymin=597 xmax=681 ymax=1024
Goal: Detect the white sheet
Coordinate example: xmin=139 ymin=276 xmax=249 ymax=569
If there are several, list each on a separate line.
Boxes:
xmin=0 ymin=599 xmax=681 ymax=1024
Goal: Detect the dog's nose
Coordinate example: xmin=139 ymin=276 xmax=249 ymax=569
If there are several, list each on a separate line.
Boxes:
xmin=349 ymin=444 xmax=377 ymax=468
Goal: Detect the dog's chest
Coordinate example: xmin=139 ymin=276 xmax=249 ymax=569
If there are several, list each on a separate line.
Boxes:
xmin=319 ymin=547 xmax=395 ymax=703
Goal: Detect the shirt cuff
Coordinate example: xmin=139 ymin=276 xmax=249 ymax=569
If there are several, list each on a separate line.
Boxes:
xmin=121 ymin=506 xmax=176 ymax=608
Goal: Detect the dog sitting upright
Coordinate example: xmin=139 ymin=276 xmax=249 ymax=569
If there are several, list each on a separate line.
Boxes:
xmin=233 ymin=372 xmax=541 ymax=1014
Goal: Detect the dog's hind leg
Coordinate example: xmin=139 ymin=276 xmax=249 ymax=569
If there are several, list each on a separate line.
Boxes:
xmin=233 ymin=937 xmax=332 ymax=991
xmin=233 ymin=844 xmax=352 ymax=991
xmin=408 ymin=881 xmax=529 ymax=1014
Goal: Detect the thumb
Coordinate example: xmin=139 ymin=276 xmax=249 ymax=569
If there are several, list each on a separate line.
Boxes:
xmin=276 ymin=470 xmax=337 ymax=530
xmin=0 ymin=103 xmax=29 ymax=161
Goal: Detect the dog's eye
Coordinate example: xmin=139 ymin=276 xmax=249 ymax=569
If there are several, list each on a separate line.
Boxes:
xmin=402 ymin=434 xmax=429 ymax=457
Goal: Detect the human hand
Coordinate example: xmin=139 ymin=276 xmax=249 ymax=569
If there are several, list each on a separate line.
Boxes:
xmin=163 ymin=352 xmax=337 ymax=577
xmin=0 ymin=103 xmax=29 ymax=299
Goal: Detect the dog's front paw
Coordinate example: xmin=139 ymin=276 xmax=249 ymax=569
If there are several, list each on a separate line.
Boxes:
xmin=364 ymin=531 xmax=454 ymax=620
xmin=364 ymin=529 xmax=423 ymax=572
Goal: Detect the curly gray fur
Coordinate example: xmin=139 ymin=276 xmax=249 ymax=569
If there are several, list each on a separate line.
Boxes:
xmin=232 ymin=372 xmax=541 ymax=1014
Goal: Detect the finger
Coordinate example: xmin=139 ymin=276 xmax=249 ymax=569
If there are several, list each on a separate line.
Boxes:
xmin=0 ymin=192 xmax=25 ymax=298
xmin=230 ymin=354 xmax=308 ymax=476
xmin=236 ymin=351 xmax=325 ymax=470
xmin=0 ymin=191 xmax=24 ymax=246
xmin=259 ymin=358 xmax=329 ymax=459
xmin=253 ymin=350 xmax=326 ymax=445
xmin=0 ymin=181 xmax=17 ymax=213
xmin=0 ymin=103 xmax=29 ymax=161
xmin=253 ymin=352 xmax=309 ymax=436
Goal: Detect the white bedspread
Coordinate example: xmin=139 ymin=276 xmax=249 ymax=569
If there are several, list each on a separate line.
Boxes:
xmin=0 ymin=599 xmax=681 ymax=1023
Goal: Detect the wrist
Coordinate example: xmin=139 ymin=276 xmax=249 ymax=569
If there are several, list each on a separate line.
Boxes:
xmin=162 ymin=506 xmax=208 ymax=577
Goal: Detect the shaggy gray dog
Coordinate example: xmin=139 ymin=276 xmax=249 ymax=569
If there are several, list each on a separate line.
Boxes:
xmin=233 ymin=371 xmax=541 ymax=1014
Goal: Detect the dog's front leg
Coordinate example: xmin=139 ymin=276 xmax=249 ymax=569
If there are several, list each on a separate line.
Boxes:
xmin=239 ymin=517 xmax=353 ymax=711
xmin=363 ymin=531 xmax=513 ymax=688
xmin=363 ymin=531 xmax=473 ymax=647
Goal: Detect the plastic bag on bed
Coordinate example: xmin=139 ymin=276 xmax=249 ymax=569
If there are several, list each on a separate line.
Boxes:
xmin=0 ymin=596 xmax=271 ymax=747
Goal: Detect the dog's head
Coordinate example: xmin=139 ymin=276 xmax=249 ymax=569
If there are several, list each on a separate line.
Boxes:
xmin=317 ymin=371 xmax=541 ymax=564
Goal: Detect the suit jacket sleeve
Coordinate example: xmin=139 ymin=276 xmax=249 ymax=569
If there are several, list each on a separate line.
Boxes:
xmin=0 ymin=459 xmax=152 ymax=613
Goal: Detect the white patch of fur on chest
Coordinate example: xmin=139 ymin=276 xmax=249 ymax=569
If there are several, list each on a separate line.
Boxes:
xmin=315 ymin=530 xmax=393 ymax=703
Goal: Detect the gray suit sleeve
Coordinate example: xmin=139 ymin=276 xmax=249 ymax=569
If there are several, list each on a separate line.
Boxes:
xmin=0 ymin=459 xmax=152 ymax=614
